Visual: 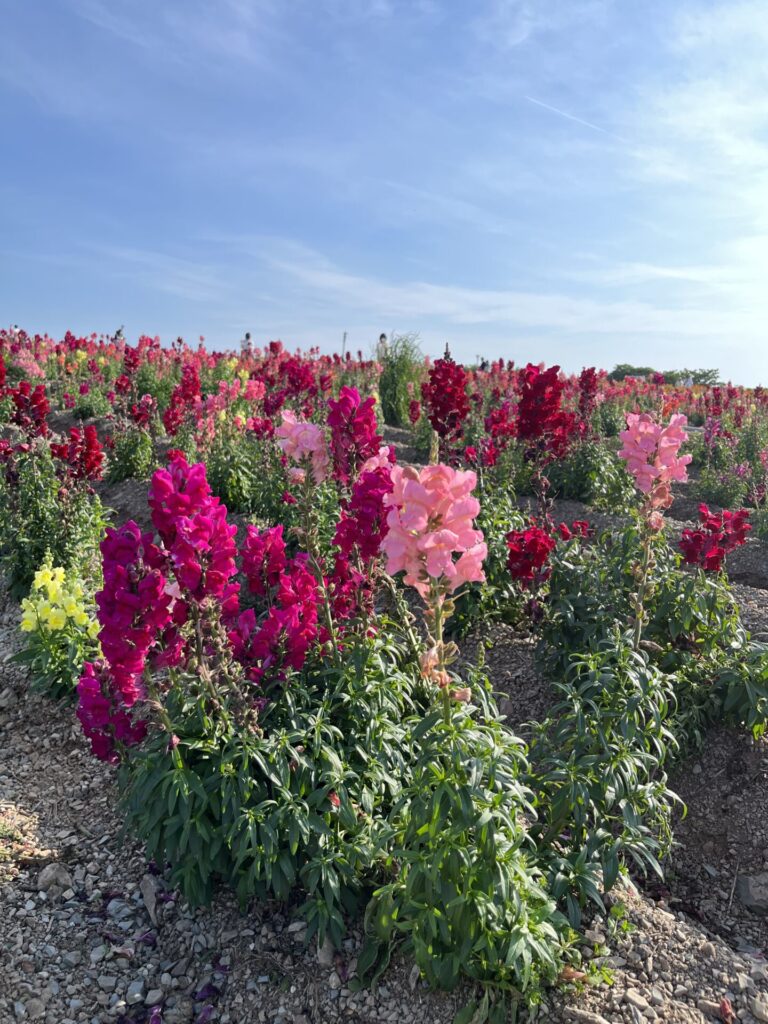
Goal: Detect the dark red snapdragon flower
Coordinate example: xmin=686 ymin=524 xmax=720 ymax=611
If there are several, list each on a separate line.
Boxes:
xmin=163 ymin=362 xmax=201 ymax=435
xmin=516 ymin=364 xmax=576 ymax=459
xmin=9 ymin=381 xmax=50 ymax=437
xmin=506 ymin=523 xmax=556 ymax=588
xmin=557 ymin=519 xmax=591 ymax=541
xmin=577 ymin=367 xmax=599 ymax=424
xmin=679 ymin=503 xmax=751 ymax=572
xmin=50 ymin=425 xmax=105 ymax=481
xmin=421 ymin=357 xmax=470 ymax=442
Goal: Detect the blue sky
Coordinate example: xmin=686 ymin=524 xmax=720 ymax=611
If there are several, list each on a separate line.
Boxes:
xmin=1 ymin=1 xmax=767 ymax=383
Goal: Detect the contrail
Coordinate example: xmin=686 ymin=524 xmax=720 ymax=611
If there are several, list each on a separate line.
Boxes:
xmin=524 ymin=95 xmax=625 ymax=140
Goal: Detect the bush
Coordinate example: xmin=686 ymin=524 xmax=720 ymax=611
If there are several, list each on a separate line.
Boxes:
xmin=0 ymin=441 xmax=107 ymax=596
xmin=15 ymin=559 xmax=99 ymax=699
xmin=547 ymin=440 xmax=635 ymax=512
xmin=122 ymin=629 xmax=418 ymax=942
xmin=107 ymin=426 xmax=155 ymax=483
xmin=449 ymin=486 xmax=527 ymax=635
xmin=377 ymin=333 xmax=424 ymax=428
xmin=365 ymin=677 xmax=565 ymax=1005
xmin=528 ymin=637 xmax=680 ymax=924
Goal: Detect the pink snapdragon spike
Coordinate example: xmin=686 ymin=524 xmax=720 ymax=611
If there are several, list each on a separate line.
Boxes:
xmin=619 ymin=412 xmax=692 ymax=509
xmin=334 ymin=464 xmax=394 ymax=561
xmin=382 ymin=464 xmax=487 ymax=599
xmin=149 ymin=452 xmax=239 ymax=609
xmin=77 ymin=520 xmax=171 ymax=762
xmin=326 ymin=385 xmax=382 ymax=485
xmin=275 ymin=409 xmax=329 ymax=485
xmin=77 ymin=661 xmax=147 ymax=764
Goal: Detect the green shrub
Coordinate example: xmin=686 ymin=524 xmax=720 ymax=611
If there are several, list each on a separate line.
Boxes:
xmin=121 ymin=631 xmax=417 ymax=945
xmin=378 ymin=333 xmax=424 ymax=428
xmin=0 ymin=441 xmax=106 ymax=596
xmin=547 ymin=440 xmax=635 ymax=512
xmin=107 ymin=426 xmax=155 ymax=483
xmin=365 ymin=694 xmax=565 ymax=1005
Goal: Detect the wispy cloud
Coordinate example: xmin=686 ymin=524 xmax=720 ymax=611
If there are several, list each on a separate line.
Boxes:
xmin=524 ymin=96 xmax=625 ymax=140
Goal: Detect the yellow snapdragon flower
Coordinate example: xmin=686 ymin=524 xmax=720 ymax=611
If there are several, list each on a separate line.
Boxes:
xmin=20 ymin=611 xmax=37 ymax=632
xmin=48 ymin=608 xmax=67 ymax=630
xmin=33 ymin=567 xmax=53 ymax=591
xmin=37 ymin=601 xmax=53 ymax=624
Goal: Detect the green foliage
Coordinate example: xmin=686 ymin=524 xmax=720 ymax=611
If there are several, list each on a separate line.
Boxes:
xmin=364 ymin=680 xmax=565 ymax=1009
xmin=526 ymin=520 xmax=768 ymax=923
xmin=121 ymin=632 xmax=418 ymax=946
xmin=0 ymin=442 xmax=107 ymax=597
xmin=134 ymin=361 xmax=177 ymax=412
xmin=594 ymin=403 xmax=625 ymax=438
xmin=377 ymin=333 xmax=424 ymax=428
xmin=547 ymin=440 xmax=635 ymax=512
xmin=72 ymin=388 xmax=111 ymax=420
xmin=693 ymin=466 xmax=750 ymax=509
xmin=449 ymin=486 xmax=527 ymax=636
xmin=107 ymin=427 xmax=155 ymax=483
xmin=528 ymin=636 xmax=680 ymax=925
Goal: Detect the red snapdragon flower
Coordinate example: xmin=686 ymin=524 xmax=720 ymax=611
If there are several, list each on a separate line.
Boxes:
xmin=679 ymin=503 xmax=751 ymax=572
xmin=8 ymin=381 xmax=50 ymax=437
xmin=516 ymin=364 xmax=576 ymax=459
xmin=163 ymin=362 xmax=201 ymax=435
xmin=50 ymin=425 xmax=105 ymax=481
xmin=506 ymin=523 xmax=556 ymax=588
xmin=421 ymin=357 xmax=470 ymax=442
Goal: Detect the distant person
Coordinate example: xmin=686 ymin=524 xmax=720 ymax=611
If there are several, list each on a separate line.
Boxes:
xmin=241 ymin=331 xmax=253 ymax=356
xmin=376 ymin=333 xmax=389 ymax=360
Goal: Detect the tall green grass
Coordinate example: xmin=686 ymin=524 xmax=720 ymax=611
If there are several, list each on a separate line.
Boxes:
xmin=377 ymin=333 xmax=424 ymax=428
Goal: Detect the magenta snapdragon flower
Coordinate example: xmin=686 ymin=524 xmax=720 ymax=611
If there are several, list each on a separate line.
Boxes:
xmin=326 ymin=386 xmax=382 ymax=485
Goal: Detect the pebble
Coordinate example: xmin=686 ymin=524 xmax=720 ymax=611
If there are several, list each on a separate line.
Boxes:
xmin=125 ymin=980 xmax=145 ymax=1004
xmin=625 ymin=990 xmax=649 ymax=1011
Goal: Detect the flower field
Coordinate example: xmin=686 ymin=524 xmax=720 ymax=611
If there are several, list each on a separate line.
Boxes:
xmin=1 ymin=327 xmax=767 ymax=1024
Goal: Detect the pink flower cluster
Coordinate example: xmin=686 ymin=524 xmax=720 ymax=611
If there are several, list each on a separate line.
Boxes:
xmin=619 ymin=412 xmax=692 ymax=509
xmin=334 ymin=464 xmax=393 ymax=561
xmin=229 ymin=529 xmax=320 ymax=683
xmin=149 ymin=452 xmax=238 ymax=612
xmin=326 ymin=386 xmax=381 ymax=485
xmin=275 ymin=410 xmax=329 ymax=485
xmin=382 ymin=464 xmax=486 ymax=599
xmin=240 ymin=524 xmax=287 ymax=596
xmin=78 ymin=522 xmax=171 ymax=762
